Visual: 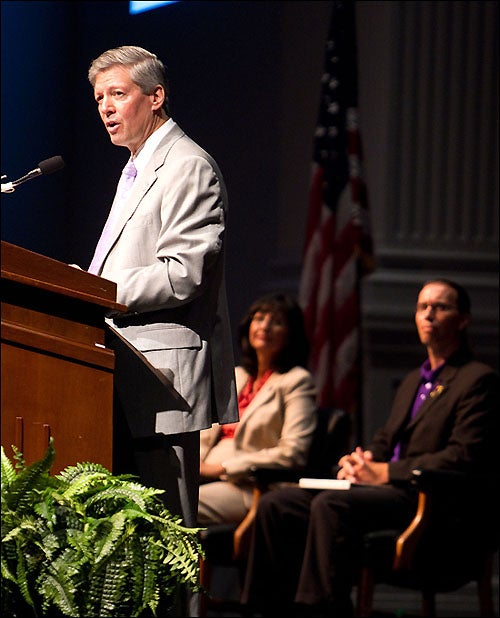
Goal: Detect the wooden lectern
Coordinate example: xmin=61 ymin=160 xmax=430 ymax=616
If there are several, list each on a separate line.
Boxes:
xmin=1 ymin=241 xmax=127 ymax=474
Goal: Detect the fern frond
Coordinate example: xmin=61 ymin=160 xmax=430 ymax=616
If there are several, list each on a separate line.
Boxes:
xmin=129 ymin=533 xmax=155 ymax=614
xmin=38 ymin=567 xmax=78 ymax=617
xmin=90 ymin=511 xmax=128 ymax=563
xmin=1 ymin=446 xmax=17 ymax=490
xmin=84 ymin=486 xmax=150 ymax=513
xmin=86 ymin=547 xmax=133 ymax=617
xmin=14 ymin=541 xmax=35 ymax=607
xmin=56 ymin=460 xmax=113 ymax=483
xmin=11 ymin=444 xmax=26 ymax=470
xmin=1 ymin=554 xmax=17 ymax=583
xmin=4 ymin=441 xmax=55 ymax=513
xmin=2 ymin=514 xmax=40 ymax=544
xmin=59 ymin=471 xmax=111 ymax=500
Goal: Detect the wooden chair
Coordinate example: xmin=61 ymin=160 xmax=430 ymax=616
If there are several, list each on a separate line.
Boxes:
xmin=355 ymin=468 xmax=498 ymax=617
xmin=198 ymin=407 xmax=351 ymax=617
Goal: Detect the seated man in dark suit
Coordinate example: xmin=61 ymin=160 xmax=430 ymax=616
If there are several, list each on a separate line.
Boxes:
xmin=240 ymin=278 xmax=499 ymax=617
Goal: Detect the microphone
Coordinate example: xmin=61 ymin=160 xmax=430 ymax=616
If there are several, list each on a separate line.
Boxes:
xmin=1 ymin=155 xmax=65 ymax=193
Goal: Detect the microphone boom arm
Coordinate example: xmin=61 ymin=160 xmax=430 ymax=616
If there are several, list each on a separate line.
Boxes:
xmin=1 ymin=156 xmax=65 ymax=194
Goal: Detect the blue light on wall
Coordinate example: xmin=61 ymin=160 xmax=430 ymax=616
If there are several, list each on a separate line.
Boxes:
xmin=129 ymin=1 xmax=177 ymax=15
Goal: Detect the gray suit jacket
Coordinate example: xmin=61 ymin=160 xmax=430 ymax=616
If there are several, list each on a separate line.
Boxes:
xmin=96 ymin=121 xmax=238 ymax=436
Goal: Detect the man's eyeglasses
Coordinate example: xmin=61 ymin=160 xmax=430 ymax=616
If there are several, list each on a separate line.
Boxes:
xmin=416 ymin=302 xmax=458 ymax=314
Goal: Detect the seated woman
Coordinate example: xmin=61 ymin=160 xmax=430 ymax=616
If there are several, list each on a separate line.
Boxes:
xmin=198 ymin=291 xmax=317 ymax=526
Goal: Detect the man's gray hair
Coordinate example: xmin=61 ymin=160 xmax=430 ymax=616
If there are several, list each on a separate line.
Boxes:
xmin=88 ymin=45 xmax=169 ymax=113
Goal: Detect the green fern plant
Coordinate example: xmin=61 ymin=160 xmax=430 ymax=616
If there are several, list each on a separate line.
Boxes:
xmin=1 ymin=438 xmax=204 ymax=617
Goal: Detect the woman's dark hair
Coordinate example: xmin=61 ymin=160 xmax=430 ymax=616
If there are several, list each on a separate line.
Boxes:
xmin=238 ymin=292 xmax=310 ymax=375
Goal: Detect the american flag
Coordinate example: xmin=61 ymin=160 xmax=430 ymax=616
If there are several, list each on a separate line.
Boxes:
xmin=299 ymin=0 xmax=374 ymax=413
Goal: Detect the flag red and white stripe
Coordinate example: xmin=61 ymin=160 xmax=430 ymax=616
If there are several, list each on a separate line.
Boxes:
xmin=299 ymin=1 xmax=374 ymax=413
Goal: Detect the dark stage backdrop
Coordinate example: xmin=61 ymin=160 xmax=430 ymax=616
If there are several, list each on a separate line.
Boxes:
xmin=3 ymin=2 xmax=498 ymax=446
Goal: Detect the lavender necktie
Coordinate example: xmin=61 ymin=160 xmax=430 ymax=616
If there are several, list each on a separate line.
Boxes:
xmin=390 ymin=383 xmax=430 ymax=462
xmin=391 ymin=362 xmax=445 ymax=461
xmin=88 ymin=159 xmax=137 ymax=275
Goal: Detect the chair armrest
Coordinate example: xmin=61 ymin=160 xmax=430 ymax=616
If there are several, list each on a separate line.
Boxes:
xmin=246 ymin=465 xmax=305 ymax=488
xmin=410 ymin=467 xmax=476 ymax=491
xmin=234 ymin=465 xmax=307 ymax=559
xmin=394 ymin=468 xmax=495 ymax=572
xmin=393 ymin=490 xmax=430 ymax=571
xmin=394 ymin=469 xmax=463 ymax=571
xmin=233 ymin=485 xmax=262 ymax=560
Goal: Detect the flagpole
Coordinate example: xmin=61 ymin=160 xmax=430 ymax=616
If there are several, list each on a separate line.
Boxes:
xmin=298 ymin=0 xmax=375 ymax=441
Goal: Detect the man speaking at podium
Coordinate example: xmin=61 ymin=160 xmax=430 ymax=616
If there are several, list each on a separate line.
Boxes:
xmin=84 ymin=44 xmax=238 ymax=573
